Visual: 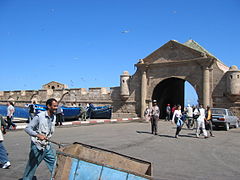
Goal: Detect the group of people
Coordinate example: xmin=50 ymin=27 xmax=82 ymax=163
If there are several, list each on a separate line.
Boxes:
xmin=0 ymin=99 xmax=90 ymax=177
xmin=1 ymin=98 xmax=216 ymax=179
xmin=144 ymin=101 xmax=215 ymax=138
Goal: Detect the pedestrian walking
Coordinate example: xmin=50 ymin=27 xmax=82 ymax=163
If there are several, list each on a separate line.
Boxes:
xmin=171 ymin=105 xmax=176 ymax=119
xmin=27 ymin=101 xmax=36 ymax=123
xmin=165 ymin=104 xmax=171 ymax=121
xmin=186 ymin=104 xmax=193 ymax=129
xmin=87 ymin=103 xmax=95 ymax=119
xmin=150 ymin=100 xmax=160 ymax=135
xmin=22 ymin=98 xmax=58 ymax=180
xmin=0 ymin=114 xmax=11 ymax=169
xmin=196 ymin=105 xmax=208 ymax=138
xmin=6 ymin=101 xmax=16 ymax=130
xmin=205 ymin=106 xmax=214 ymax=137
xmin=144 ymin=106 xmax=151 ymax=122
xmin=79 ymin=104 xmax=87 ymax=121
xmin=192 ymin=105 xmax=199 ymax=129
xmin=56 ymin=104 xmax=63 ymax=126
xmin=172 ymin=105 xmax=183 ymax=138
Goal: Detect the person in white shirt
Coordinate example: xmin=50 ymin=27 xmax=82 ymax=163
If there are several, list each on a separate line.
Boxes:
xmin=172 ymin=105 xmax=183 ymax=138
xmin=196 ymin=104 xmax=208 ymax=138
xmin=6 ymin=101 xmax=16 ymax=130
xmin=144 ymin=106 xmax=151 ymax=122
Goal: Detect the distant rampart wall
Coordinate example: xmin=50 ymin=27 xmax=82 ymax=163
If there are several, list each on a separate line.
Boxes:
xmin=0 ymin=87 xmax=138 ymax=118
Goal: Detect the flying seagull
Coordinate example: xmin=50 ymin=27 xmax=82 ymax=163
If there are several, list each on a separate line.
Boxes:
xmin=121 ymin=30 xmax=130 ymax=34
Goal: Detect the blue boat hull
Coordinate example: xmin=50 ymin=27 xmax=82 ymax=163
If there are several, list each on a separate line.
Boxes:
xmin=0 ymin=104 xmax=112 ymax=120
xmin=87 ymin=105 xmax=112 ymax=119
xmin=62 ymin=106 xmax=81 ymax=120
xmin=0 ymin=105 xmax=29 ymax=119
xmin=0 ymin=104 xmax=80 ymax=121
xmin=35 ymin=105 xmax=81 ymax=120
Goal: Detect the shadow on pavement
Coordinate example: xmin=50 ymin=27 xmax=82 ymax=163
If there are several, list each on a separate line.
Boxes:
xmin=157 ymin=134 xmax=175 ymax=138
xmin=178 ymin=134 xmax=196 ymax=138
xmin=136 ymin=131 xmax=196 ymax=139
xmin=136 ymin=131 xmax=152 ymax=134
xmin=18 ymin=176 xmax=37 ymax=180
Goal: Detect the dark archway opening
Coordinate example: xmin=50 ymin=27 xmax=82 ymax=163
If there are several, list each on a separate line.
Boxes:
xmin=152 ymin=78 xmax=185 ymax=119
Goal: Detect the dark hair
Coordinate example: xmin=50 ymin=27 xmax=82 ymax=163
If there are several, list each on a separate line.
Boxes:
xmin=46 ymin=98 xmax=57 ymax=107
xmin=9 ymin=101 xmax=14 ymax=106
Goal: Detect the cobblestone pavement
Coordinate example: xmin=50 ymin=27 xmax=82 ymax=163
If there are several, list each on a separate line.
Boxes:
xmin=1 ymin=121 xmax=240 ymax=180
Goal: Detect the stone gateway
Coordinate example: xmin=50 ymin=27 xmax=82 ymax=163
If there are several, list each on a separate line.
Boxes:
xmin=0 ymin=40 xmax=239 ymax=118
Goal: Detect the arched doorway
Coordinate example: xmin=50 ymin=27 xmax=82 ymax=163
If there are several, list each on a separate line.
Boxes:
xmin=152 ymin=77 xmax=198 ymax=118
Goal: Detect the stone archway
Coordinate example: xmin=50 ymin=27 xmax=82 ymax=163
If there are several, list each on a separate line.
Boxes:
xmin=152 ymin=78 xmax=184 ymax=118
xmin=151 ymin=77 xmax=199 ymax=118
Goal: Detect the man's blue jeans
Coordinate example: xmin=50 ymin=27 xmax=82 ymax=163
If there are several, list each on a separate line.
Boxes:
xmin=23 ymin=142 xmax=56 ymax=180
xmin=0 ymin=141 xmax=9 ymax=164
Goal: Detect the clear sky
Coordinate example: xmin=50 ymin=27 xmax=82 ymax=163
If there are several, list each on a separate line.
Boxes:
xmin=0 ymin=0 xmax=239 ymax=104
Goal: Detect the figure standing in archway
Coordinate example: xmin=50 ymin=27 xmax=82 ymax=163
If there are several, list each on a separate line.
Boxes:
xmin=150 ymin=100 xmax=160 ymax=135
xmin=165 ymin=104 xmax=171 ymax=121
xmin=172 ymin=105 xmax=183 ymax=138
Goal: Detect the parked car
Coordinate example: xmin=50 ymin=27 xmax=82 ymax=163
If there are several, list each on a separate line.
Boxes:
xmin=211 ymin=108 xmax=239 ymax=131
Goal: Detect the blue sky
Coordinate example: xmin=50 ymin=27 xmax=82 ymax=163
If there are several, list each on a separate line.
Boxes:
xmin=0 ymin=0 xmax=239 ymax=104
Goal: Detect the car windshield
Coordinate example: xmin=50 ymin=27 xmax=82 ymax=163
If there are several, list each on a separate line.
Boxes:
xmin=211 ymin=109 xmax=226 ymax=115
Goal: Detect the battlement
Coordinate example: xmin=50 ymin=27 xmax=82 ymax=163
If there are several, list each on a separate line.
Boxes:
xmin=0 ymin=87 xmax=113 ymax=106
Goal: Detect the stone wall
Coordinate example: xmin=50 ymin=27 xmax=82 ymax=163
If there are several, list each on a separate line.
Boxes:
xmin=0 ymin=86 xmax=138 ymax=118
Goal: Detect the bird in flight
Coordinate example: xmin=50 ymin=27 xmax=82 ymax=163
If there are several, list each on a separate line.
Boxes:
xmin=121 ymin=30 xmax=130 ymax=34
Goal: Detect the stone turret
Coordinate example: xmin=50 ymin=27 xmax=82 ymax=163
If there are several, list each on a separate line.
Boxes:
xmin=226 ymin=65 xmax=240 ymax=101
xmin=120 ymin=71 xmax=130 ymax=100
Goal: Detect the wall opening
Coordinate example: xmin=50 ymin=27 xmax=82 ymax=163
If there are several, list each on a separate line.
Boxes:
xmin=152 ymin=77 xmax=198 ymax=118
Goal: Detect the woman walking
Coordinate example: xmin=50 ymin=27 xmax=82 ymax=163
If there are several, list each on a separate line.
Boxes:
xmin=6 ymin=101 xmax=16 ymax=130
xmin=172 ymin=105 xmax=183 ymax=138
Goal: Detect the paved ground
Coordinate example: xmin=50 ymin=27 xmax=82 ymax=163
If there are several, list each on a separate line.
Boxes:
xmin=13 ymin=117 xmax=140 ymax=130
xmin=1 ymin=121 xmax=240 ymax=180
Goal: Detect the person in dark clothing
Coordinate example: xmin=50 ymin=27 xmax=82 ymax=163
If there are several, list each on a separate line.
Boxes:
xmin=205 ymin=106 xmax=214 ymax=137
xmin=28 ymin=101 xmax=36 ymax=122
xmin=0 ymin=114 xmax=11 ymax=169
xmin=165 ymin=104 xmax=171 ymax=121
xmin=56 ymin=105 xmax=63 ymax=126
xmin=150 ymin=100 xmax=160 ymax=135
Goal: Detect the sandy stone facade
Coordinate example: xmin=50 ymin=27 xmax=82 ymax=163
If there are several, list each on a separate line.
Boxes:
xmin=42 ymin=81 xmax=68 ymax=90
xmin=0 ymin=40 xmax=239 ymax=118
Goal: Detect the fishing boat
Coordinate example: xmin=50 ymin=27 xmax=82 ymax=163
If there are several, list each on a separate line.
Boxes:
xmin=0 ymin=103 xmax=112 ymax=121
xmin=87 ymin=105 xmax=112 ymax=119
xmin=0 ymin=104 xmax=29 ymax=120
xmin=34 ymin=104 xmax=81 ymax=120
